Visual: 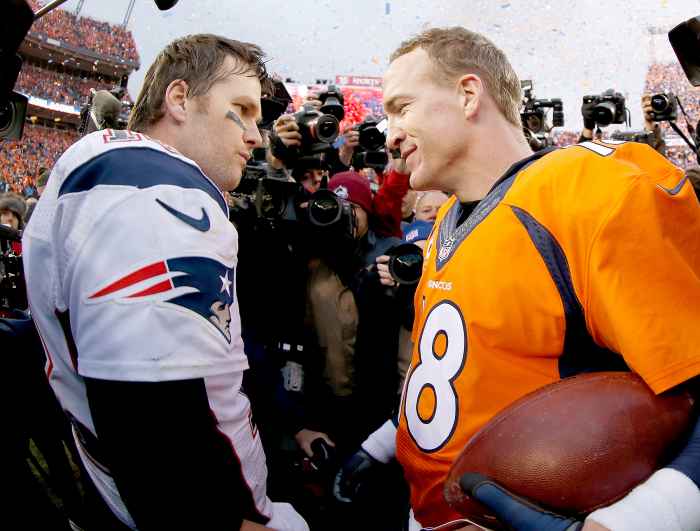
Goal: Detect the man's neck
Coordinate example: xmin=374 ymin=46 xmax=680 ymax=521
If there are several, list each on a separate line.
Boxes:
xmin=453 ymin=123 xmax=533 ymax=203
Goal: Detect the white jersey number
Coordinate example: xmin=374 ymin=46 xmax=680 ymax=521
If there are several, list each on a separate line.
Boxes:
xmin=403 ymin=301 xmax=467 ymax=452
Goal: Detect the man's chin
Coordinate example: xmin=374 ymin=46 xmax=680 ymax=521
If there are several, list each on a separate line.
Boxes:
xmin=409 ymin=168 xmax=435 ymax=191
xmin=224 ymin=169 xmax=244 ymax=193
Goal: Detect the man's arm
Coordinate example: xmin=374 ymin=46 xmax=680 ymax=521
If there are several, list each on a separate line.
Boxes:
xmin=85 ymin=377 xmax=274 ymax=530
xmin=372 ymin=154 xmax=410 ymax=238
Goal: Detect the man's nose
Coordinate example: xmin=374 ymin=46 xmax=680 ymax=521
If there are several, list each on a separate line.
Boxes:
xmin=245 ymin=124 xmax=263 ymax=149
xmin=386 ymin=120 xmax=405 ymax=152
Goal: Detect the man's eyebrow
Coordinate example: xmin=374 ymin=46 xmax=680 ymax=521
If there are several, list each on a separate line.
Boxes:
xmin=234 ymin=96 xmax=263 ymax=121
xmin=384 ymin=95 xmax=410 ymax=114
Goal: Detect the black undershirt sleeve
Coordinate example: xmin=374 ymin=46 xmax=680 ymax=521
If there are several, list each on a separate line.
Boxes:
xmin=84 ymin=377 xmax=269 ymax=530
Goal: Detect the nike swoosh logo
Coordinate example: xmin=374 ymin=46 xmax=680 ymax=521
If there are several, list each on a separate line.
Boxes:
xmin=156 ymin=198 xmax=211 ymax=232
xmin=657 ymin=175 xmax=688 ymax=196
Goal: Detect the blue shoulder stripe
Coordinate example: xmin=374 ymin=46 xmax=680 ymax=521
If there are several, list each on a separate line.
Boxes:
xmin=510 ymin=205 xmax=628 ymax=378
xmin=58 ymin=147 xmax=227 ymax=215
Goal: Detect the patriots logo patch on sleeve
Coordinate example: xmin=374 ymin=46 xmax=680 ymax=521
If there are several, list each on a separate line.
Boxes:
xmin=87 ymin=257 xmax=235 ymax=342
xmin=101 ymin=129 xmax=145 ymax=144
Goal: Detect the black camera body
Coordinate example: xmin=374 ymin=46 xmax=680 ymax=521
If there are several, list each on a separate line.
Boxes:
xmin=352 ymin=117 xmax=389 ymax=171
xmin=0 ymin=0 xmax=33 ymax=141
xmin=318 ymin=85 xmax=345 ymax=121
xmin=271 ymin=104 xmax=341 ymax=170
xmin=520 ymin=81 xmax=564 ymax=133
xmin=649 ymin=92 xmax=678 ymax=121
xmin=0 ymin=90 xmax=28 ymax=140
xmin=234 ymin=159 xmax=302 ymax=225
xmin=582 ymin=90 xmax=627 ymax=127
xmin=293 ymin=104 xmax=340 ymax=154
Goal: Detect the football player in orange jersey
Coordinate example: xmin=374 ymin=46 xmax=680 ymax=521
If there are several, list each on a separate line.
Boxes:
xmin=340 ymin=26 xmax=700 ymax=531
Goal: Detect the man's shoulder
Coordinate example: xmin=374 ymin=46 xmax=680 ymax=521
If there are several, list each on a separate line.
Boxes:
xmin=533 ymin=141 xmax=680 ymax=189
xmin=55 ymin=130 xmax=227 ymax=214
xmin=509 ymin=141 xmax=682 ymax=217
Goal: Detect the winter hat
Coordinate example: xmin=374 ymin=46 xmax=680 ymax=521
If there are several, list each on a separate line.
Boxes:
xmin=328 ymin=171 xmax=373 ymax=214
xmin=403 ymin=220 xmax=433 ymax=244
xmin=0 ymin=193 xmax=27 ymax=226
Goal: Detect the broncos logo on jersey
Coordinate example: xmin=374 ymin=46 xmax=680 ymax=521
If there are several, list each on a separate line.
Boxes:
xmin=87 ymin=257 xmax=235 ymax=342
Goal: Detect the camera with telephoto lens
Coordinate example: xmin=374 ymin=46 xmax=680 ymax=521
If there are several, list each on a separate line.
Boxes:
xmin=352 ymin=117 xmax=389 ymax=171
xmin=385 ymin=243 xmax=424 ymax=285
xmin=582 ymin=90 xmax=627 ymax=127
xmin=520 ymin=81 xmax=564 ymax=134
xmin=649 ymin=93 xmax=678 ymax=122
xmin=271 ymin=103 xmax=341 ymax=170
xmin=293 ymin=104 xmax=341 ymax=155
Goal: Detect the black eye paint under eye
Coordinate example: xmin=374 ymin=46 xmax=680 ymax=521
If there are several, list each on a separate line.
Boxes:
xmin=225 ymin=110 xmax=247 ymax=131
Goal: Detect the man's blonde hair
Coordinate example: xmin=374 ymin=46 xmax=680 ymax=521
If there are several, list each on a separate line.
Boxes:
xmin=390 ymin=27 xmax=522 ymax=127
xmin=128 ymin=34 xmax=270 ymax=132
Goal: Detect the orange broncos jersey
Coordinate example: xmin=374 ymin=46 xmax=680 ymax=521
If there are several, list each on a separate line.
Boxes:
xmin=396 ymin=140 xmax=700 ymax=527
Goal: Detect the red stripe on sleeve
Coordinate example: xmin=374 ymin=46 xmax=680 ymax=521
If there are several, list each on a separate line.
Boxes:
xmin=90 ymin=261 xmax=167 ymax=298
xmin=127 ymin=279 xmax=173 ymax=298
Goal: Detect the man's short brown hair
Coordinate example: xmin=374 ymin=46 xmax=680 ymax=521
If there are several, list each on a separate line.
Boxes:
xmin=128 ymin=34 xmax=270 ymax=132
xmin=390 ymin=27 xmax=522 ymax=127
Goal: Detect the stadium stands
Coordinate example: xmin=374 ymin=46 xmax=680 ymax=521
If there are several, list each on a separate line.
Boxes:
xmin=0 ymin=124 xmax=77 ymax=196
xmin=26 ymin=0 xmax=139 ymax=64
xmin=16 ymin=64 xmax=116 ymax=108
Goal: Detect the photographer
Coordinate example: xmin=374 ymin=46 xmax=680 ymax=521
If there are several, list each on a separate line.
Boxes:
xmin=0 ymin=193 xmax=26 ymax=231
xmin=579 ymin=89 xmax=616 ymax=142
xmin=640 ymin=94 xmax=667 ymax=155
xmin=23 ymin=34 xmax=308 ymax=531
xmin=272 ymin=114 xmax=411 ymax=238
xmin=304 ymin=170 xmax=409 ymax=530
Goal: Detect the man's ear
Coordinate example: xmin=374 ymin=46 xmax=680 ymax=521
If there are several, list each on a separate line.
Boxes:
xmin=163 ymin=79 xmax=189 ymax=124
xmin=458 ymin=74 xmax=483 ymax=120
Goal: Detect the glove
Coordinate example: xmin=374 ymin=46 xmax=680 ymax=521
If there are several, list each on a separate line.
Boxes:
xmin=460 ymin=473 xmax=583 ymax=531
xmin=581 ymin=99 xmax=597 ymax=130
xmin=333 ymin=448 xmax=380 ymax=503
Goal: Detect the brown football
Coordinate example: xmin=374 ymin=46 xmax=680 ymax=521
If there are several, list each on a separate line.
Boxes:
xmin=444 ymin=372 xmax=694 ymax=528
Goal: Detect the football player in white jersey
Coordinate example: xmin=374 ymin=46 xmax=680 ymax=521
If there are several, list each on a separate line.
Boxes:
xmin=22 ymin=34 xmax=308 ymax=531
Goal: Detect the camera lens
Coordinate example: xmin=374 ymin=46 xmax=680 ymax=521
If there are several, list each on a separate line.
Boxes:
xmin=593 ymin=101 xmax=616 ymax=126
xmin=0 ymin=101 xmax=16 ymax=135
xmin=360 ymin=126 xmax=386 ymax=151
xmin=312 ymin=115 xmax=340 ymax=143
xmin=308 ymin=190 xmax=342 ymax=226
xmin=650 ymin=94 xmax=669 ymax=112
xmin=526 ymin=114 xmax=544 ymax=133
xmin=388 ymin=243 xmax=424 ymax=285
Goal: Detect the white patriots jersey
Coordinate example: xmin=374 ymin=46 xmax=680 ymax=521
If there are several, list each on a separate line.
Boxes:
xmin=22 ymin=129 xmax=272 ymax=527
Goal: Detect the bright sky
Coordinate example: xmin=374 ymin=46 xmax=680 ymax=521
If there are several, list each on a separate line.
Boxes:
xmin=55 ymin=0 xmax=700 ymax=129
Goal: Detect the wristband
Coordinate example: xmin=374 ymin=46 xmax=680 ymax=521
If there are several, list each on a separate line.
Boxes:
xmin=587 ymin=468 xmax=700 ymax=531
xmin=360 ymin=419 xmax=397 ymax=464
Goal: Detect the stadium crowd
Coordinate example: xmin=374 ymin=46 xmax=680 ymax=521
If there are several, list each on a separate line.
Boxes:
xmin=644 ymin=62 xmax=700 ymax=168
xmin=26 ymin=0 xmax=138 ymax=64
xmin=0 ymin=124 xmax=77 ymax=196
xmin=15 ymin=64 xmax=118 ymax=108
